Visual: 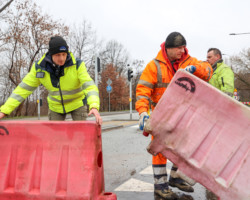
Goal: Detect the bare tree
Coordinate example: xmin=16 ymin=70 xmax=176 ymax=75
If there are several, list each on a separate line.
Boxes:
xmin=131 ymin=59 xmax=144 ymax=109
xmin=230 ymin=48 xmax=250 ymax=73
xmin=69 ymin=20 xmax=100 ymax=72
xmin=234 ymin=72 xmax=250 ymax=102
xmin=0 ymin=0 xmax=13 ymax=51
xmin=98 ymin=64 xmax=129 ymax=111
xmin=0 ymin=0 xmax=14 ymax=13
xmin=99 ymin=40 xmax=130 ymax=76
xmin=230 ymin=48 xmax=250 ymax=102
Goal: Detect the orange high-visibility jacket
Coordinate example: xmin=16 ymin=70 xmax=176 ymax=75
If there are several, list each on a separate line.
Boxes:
xmin=136 ymin=48 xmax=212 ymax=114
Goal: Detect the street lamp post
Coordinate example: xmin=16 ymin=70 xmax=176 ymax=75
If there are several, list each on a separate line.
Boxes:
xmin=228 ymin=32 xmax=250 ymax=72
xmin=229 ymin=32 xmax=250 ymax=35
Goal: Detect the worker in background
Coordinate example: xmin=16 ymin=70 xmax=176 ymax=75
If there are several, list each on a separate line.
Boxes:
xmin=0 ymin=36 xmax=102 ymax=124
xmin=136 ymin=32 xmax=212 ymax=199
xmin=206 ymin=48 xmax=234 ymax=200
xmin=207 ymin=48 xmax=234 ymax=96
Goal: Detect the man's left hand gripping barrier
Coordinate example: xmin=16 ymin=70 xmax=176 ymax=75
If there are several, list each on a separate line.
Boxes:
xmin=0 ymin=121 xmax=117 ymax=200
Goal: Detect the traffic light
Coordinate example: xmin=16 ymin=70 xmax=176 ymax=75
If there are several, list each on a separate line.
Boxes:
xmin=97 ymin=57 xmax=101 ymax=72
xmin=128 ymin=69 xmax=133 ymax=81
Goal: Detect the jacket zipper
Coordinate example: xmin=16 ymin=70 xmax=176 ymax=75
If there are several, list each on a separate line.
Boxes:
xmin=221 ymin=77 xmax=224 ymax=87
xmin=57 ymin=78 xmax=66 ymax=114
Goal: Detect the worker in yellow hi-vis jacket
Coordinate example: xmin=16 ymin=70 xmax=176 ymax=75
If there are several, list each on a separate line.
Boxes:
xmin=0 ymin=36 xmax=102 ymax=125
xmin=207 ymin=48 xmax=234 ymax=96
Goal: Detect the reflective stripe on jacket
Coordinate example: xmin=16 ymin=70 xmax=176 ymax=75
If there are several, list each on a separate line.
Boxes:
xmin=209 ymin=61 xmax=234 ymax=96
xmin=0 ymin=52 xmax=100 ymax=115
xmin=136 ymin=49 xmax=212 ymax=114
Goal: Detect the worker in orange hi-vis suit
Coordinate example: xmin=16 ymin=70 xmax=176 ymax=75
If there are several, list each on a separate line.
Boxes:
xmin=136 ymin=32 xmax=212 ymax=199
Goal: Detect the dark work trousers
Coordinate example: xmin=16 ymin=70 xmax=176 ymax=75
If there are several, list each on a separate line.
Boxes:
xmin=48 ymin=106 xmax=88 ymax=121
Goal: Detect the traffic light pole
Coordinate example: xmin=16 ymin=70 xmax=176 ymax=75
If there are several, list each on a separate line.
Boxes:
xmin=95 ymin=56 xmax=98 ymax=86
xmin=109 ymin=92 xmax=111 ymax=112
xmin=130 ymin=80 xmax=132 ymax=120
xmin=37 ymin=85 xmax=40 ymax=120
xmin=95 ymin=56 xmax=101 ymax=87
xmin=127 ymin=67 xmax=133 ymax=120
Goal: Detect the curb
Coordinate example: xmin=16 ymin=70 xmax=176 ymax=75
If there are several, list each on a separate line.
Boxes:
xmin=102 ymin=125 xmax=124 ymax=132
xmin=101 ymin=122 xmax=138 ymax=132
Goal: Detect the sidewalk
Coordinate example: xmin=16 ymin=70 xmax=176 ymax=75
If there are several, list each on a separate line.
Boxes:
xmin=101 ymin=119 xmax=138 ymax=132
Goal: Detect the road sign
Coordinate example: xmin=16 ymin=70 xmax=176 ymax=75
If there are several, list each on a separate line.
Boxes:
xmin=106 ymin=85 xmax=112 ymax=93
xmin=234 ymin=88 xmax=238 ymax=100
xmin=107 ymin=79 xmax=112 ymax=85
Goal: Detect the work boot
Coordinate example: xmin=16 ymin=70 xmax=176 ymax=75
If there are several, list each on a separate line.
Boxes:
xmin=177 ymin=193 xmax=194 ymax=200
xmin=169 ymin=177 xmax=194 ymax=193
xmin=206 ymin=189 xmax=219 ymax=200
xmin=154 ymin=188 xmax=178 ymax=200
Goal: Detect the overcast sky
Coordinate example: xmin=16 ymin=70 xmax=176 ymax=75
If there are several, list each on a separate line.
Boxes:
xmin=36 ymin=0 xmax=250 ymax=64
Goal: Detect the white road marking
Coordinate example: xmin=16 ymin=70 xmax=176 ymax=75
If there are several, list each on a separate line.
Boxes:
xmin=114 ymin=164 xmax=207 ymax=199
xmin=139 ymin=165 xmax=153 ymax=174
xmin=115 ymin=165 xmax=171 ymax=192
xmin=115 ymin=178 xmax=154 ymax=192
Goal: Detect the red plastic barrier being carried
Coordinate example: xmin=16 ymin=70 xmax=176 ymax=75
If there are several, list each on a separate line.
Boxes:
xmin=0 ymin=121 xmax=116 ymax=200
xmin=147 ymin=70 xmax=250 ymax=200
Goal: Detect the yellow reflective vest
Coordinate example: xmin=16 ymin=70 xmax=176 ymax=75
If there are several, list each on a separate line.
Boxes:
xmin=209 ymin=60 xmax=234 ymax=97
xmin=0 ymin=52 xmax=100 ymax=115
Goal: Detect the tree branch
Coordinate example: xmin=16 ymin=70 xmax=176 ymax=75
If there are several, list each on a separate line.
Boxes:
xmin=0 ymin=0 xmax=14 ymax=13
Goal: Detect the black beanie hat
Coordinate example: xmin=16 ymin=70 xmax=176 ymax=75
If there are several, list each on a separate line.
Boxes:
xmin=49 ymin=36 xmax=69 ymax=56
xmin=165 ymin=32 xmax=186 ymax=48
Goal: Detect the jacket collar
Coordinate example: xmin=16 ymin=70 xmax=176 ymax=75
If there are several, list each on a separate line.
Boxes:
xmin=212 ymin=59 xmax=223 ymax=71
xmin=40 ymin=52 xmax=74 ymax=68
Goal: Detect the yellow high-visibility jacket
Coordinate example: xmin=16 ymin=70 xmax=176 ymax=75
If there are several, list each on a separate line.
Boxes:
xmin=209 ymin=60 xmax=234 ymax=96
xmin=0 ymin=52 xmax=100 ymax=115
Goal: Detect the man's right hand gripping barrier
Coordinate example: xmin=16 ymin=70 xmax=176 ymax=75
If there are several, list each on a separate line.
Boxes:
xmin=147 ymin=69 xmax=250 ymax=200
xmin=139 ymin=112 xmax=150 ymax=136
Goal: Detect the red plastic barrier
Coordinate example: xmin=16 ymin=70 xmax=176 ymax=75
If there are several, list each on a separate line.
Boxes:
xmin=0 ymin=121 xmax=116 ymax=200
xmin=148 ymin=70 xmax=250 ymax=200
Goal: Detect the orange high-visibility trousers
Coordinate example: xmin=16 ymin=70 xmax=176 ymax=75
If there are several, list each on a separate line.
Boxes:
xmin=152 ymin=136 xmax=167 ymax=165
